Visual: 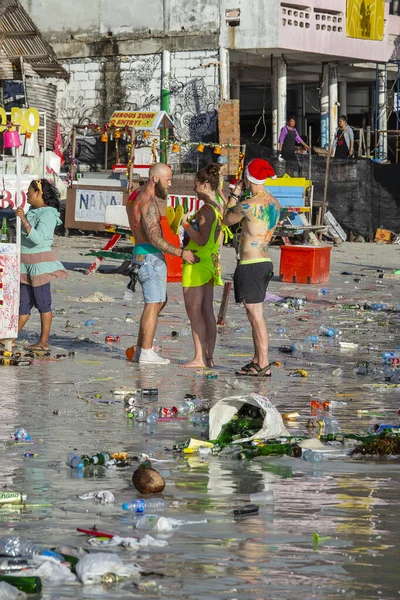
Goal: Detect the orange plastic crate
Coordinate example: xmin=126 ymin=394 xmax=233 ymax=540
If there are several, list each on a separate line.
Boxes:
xmin=279 ymin=245 xmax=332 ymax=284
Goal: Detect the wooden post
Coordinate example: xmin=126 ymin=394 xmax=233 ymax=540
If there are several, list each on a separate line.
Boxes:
xmin=366 ymin=126 xmax=371 ymax=158
xmin=128 ymin=127 xmax=135 ymax=191
xmin=358 ymin=129 xmax=362 ymax=158
xmin=217 ymin=282 xmax=232 ymax=326
xmin=320 ymin=142 xmax=332 ymax=225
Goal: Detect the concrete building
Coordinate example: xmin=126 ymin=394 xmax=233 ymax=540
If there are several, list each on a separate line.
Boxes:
xmin=20 ymin=0 xmax=400 ymax=166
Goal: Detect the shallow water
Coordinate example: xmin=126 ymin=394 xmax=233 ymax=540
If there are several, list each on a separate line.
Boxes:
xmin=0 ymin=245 xmax=399 ymax=599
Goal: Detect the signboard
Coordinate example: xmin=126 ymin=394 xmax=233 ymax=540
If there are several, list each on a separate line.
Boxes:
xmin=0 ymin=176 xmax=40 ymax=212
xmin=0 ymin=245 xmax=20 ymax=339
xmin=75 ymin=188 xmax=124 ymax=223
xmin=346 ymin=0 xmax=385 ymax=41
xmin=0 ymin=107 xmax=40 ymax=133
xmin=109 ymin=110 xmax=174 ymax=130
xmin=109 ymin=111 xmax=158 ymax=129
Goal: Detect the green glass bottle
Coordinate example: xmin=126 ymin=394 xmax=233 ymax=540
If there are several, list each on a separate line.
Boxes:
xmin=80 ymin=454 xmax=92 ymax=466
xmin=0 ymin=217 xmax=8 ymax=243
xmin=90 ymin=452 xmax=111 ymax=465
xmin=214 ymin=418 xmax=264 ymax=447
xmin=0 ymin=574 xmax=42 ymax=593
xmin=238 ymin=443 xmax=301 ymax=460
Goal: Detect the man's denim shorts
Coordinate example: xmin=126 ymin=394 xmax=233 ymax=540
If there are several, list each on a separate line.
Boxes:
xmin=132 ymin=251 xmax=167 ymax=304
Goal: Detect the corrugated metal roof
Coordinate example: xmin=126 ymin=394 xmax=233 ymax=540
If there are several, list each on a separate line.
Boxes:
xmin=0 ymin=0 xmax=69 ymax=80
xmin=25 ymin=79 xmax=57 ymax=150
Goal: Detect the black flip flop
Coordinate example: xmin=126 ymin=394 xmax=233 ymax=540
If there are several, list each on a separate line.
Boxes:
xmin=236 ymin=362 xmax=272 ymax=377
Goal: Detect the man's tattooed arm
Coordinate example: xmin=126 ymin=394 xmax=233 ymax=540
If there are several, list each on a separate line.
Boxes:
xmin=141 ymin=198 xmax=182 ymax=257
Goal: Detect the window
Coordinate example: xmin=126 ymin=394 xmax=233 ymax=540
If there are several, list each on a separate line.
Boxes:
xmin=389 ymin=0 xmax=400 ymax=16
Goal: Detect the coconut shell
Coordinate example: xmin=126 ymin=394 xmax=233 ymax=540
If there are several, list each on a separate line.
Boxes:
xmin=132 ymin=467 xmax=165 ymax=494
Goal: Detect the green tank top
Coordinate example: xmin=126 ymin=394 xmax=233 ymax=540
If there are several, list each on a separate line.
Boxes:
xmin=186 ymin=205 xmax=222 ymax=258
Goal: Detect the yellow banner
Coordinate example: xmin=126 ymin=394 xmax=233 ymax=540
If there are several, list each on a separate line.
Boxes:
xmin=346 ymin=0 xmax=385 ymax=41
xmin=109 ymin=111 xmax=157 ymax=129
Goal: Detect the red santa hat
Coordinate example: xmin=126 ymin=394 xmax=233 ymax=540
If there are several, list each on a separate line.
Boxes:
xmin=245 ymin=158 xmax=276 ymax=184
xmin=229 ymin=177 xmax=240 ymax=190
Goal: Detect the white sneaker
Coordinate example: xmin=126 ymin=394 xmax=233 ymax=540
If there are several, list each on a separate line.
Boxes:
xmin=139 ymin=349 xmax=170 ymax=365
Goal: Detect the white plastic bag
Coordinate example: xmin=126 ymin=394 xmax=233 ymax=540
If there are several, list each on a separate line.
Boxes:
xmin=0 ymin=582 xmax=27 ymax=600
xmin=18 ymin=560 xmax=77 ymax=585
xmin=209 ymin=393 xmax=289 ymax=443
xmin=78 ymin=490 xmax=115 ymax=503
xmin=76 ymin=552 xmax=140 ymax=584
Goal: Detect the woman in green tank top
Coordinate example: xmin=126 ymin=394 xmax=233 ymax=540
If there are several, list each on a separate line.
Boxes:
xmin=181 ymin=164 xmax=231 ymax=368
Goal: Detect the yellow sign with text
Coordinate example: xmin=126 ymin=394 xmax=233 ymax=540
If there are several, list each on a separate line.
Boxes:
xmin=346 ymin=0 xmax=385 ymax=41
xmin=0 ymin=107 xmax=40 ymax=133
xmin=109 ymin=111 xmax=158 ymax=129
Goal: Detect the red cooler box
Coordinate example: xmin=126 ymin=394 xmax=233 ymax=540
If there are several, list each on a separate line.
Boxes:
xmin=279 ymin=245 xmax=332 ymax=284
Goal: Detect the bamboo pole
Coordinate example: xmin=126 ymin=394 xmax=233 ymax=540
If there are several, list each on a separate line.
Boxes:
xmin=128 ymin=127 xmax=135 ymax=191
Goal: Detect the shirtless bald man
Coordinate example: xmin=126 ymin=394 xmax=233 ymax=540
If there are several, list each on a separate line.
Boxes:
xmin=223 ymin=158 xmax=280 ymax=377
xmin=126 ymin=163 xmax=197 ymax=365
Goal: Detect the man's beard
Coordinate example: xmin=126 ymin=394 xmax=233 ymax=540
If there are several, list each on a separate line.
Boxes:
xmin=155 ymin=181 xmax=168 ymax=200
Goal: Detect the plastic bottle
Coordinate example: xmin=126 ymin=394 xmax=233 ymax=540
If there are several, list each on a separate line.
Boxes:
xmin=302 ymin=449 xmax=323 ymax=463
xmin=332 ymin=367 xmax=344 ymax=377
xmin=319 ymin=325 xmax=338 ymax=337
xmin=177 ymin=398 xmax=203 ymax=415
xmin=277 ymin=326 xmax=287 ymax=337
xmin=0 ymin=217 xmax=8 ymax=243
xmin=320 ymin=417 xmax=340 ymax=434
xmin=382 ymin=352 xmax=400 ymax=365
xmin=0 ymin=537 xmax=63 ymax=562
xmin=146 ymin=411 xmax=158 ymax=424
xmin=367 ymin=424 xmax=400 ymax=435
xmin=14 ymin=428 xmax=31 ymax=441
xmin=0 ymin=574 xmax=42 ymax=594
xmin=304 ymin=335 xmax=318 ymax=345
xmin=371 ymin=303 xmax=388 ymax=311
xmin=67 ymin=452 xmax=84 ymax=469
xmin=122 ymin=498 xmax=165 ymax=513
xmin=190 ymin=413 xmax=209 ymax=427
xmin=84 ymin=319 xmax=96 ymax=326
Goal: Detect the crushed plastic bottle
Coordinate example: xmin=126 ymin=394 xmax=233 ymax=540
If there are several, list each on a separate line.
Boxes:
xmin=146 ymin=411 xmax=158 ymax=424
xmin=382 ymin=352 xmax=400 ymax=365
xmin=332 ymin=367 xmax=344 ymax=377
xmin=14 ymin=429 xmax=31 ymax=441
xmin=84 ymin=320 xmax=96 ymax=326
xmin=302 ymin=450 xmax=323 ymax=463
xmin=0 ymin=537 xmax=63 ymax=562
xmin=319 ymin=325 xmax=340 ymax=338
xmin=277 ymin=326 xmax=287 ymax=337
xmin=122 ymin=498 xmax=165 ymax=513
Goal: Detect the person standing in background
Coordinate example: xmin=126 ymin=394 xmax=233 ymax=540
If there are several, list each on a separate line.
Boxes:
xmin=332 ymin=115 xmax=354 ymax=158
xmin=278 ymin=116 xmax=309 ymax=176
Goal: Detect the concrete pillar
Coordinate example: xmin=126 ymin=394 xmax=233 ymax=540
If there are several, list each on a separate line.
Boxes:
xmin=219 ymin=46 xmax=230 ymax=102
xmin=338 ymin=81 xmax=347 ymax=117
xmin=377 ymin=64 xmax=388 ymax=160
xmin=160 ymin=49 xmax=171 ymax=164
xmin=329 ymin=63 xmax=338 ymax=146
xmin=277 ymin=57 xmax=287 ymax=142
xmin=320 ymin=65 xmax=329 ymax=149
xmin=272 ymin=57 xmax=278 ymax=150
xmin=231 ymin=72 xmax=240 ymax=101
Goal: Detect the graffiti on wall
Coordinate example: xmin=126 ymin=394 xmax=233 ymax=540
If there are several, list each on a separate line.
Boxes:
xmin=121 ymin=54 xmax=161 ymax=112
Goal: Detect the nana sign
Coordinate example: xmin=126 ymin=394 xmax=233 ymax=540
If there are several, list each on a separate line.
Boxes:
xmin=75 ymin=189 xmax=124 ymax=223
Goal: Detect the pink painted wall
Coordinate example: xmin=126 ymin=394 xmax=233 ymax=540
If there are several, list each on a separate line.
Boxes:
xmin=278 ymin=0 xmax=394 ymax=62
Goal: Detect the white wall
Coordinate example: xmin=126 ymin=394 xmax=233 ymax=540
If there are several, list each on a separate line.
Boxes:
xmin=54 ymin=50 xmax=220 ymax=144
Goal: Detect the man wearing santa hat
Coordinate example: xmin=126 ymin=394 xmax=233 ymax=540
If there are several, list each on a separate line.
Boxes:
xmin=223 ymin=158 xmax=280 ymax=377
